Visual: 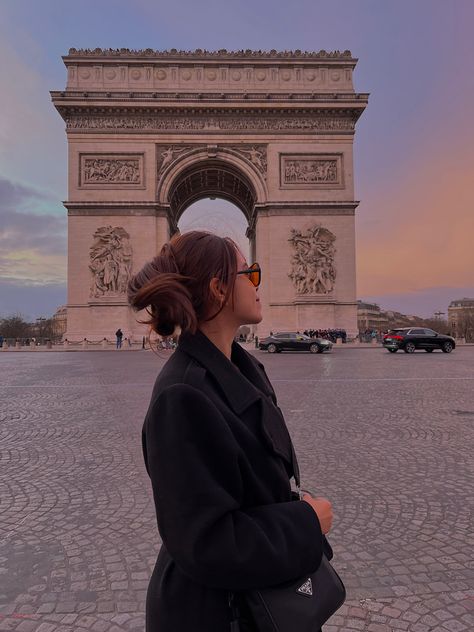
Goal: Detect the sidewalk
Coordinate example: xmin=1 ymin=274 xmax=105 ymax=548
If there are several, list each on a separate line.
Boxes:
xmin=2 ymin=341 xmax=472 ymax=352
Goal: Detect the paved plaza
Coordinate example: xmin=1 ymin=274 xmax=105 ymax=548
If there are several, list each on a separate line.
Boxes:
xmin=0 ymin=346 xmax=473 ymax=632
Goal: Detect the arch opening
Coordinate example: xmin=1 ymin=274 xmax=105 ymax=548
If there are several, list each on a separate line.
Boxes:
xmin=178 ymin=198 xmax=250 ymax=262
xmin=167 ymin=159 xmax=257 ymax=232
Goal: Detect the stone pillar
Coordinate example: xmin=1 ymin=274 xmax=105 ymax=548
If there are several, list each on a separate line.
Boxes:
xmin=255 ymin=208 xmax=358 ymax=337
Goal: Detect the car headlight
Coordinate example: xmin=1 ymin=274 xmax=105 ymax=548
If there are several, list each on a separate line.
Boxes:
xmin=321 ymin=341 xmax=330 ymax=345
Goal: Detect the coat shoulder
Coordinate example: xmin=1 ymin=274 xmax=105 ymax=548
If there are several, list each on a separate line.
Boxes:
xmin=151 ymin=348 xmax=207 ymax=401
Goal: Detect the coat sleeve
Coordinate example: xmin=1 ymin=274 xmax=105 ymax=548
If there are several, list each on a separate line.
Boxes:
xmin=143 ymin=383 xmax=324 ymax=590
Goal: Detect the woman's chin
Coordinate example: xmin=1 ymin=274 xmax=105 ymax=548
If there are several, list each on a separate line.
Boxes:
xmin=250 ymin=313 xmax=263 ymax=325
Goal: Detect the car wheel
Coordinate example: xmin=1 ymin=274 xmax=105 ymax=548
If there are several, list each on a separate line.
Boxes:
xmin=388 ymin=348 xmax=397 ymax=353
xmin=267 ymin=343 xmax=277 ymax=354
xmin=425 ymin=349 xmax=434 ymax=353
xmin=404 ymin=342 xmax=416 ymax=354
xmin=309 ymin=343 xmax=319 ymax=354
xmin=442 ymin=342 xmax=453 ymax=353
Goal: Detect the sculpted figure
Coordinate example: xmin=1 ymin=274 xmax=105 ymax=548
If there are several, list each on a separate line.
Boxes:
xmin=89 ymin=226 xmax=133 ymax=298
xmin=288 ymin=225 xmax=336 ymax=294
xmin=160 ymin=147 xmax=175 ymax=170
xmin=248 ymin=147 xmax=264 ymax=170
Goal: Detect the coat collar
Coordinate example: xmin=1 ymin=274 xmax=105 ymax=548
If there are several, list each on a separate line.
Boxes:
xmin=177 ymin=329 xmax=272 ymax=414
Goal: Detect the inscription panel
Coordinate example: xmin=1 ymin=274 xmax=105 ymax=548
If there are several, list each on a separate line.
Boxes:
xmin=280 ymin=154 xmax=344 ymax=189
xmin=79 ymin=153 xmax=145 ymax=188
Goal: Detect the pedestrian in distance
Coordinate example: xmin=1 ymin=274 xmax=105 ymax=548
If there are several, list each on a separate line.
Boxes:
xmin=128 ymin=230 xmax=335 ymax=632
xmin=115 ymin=328 xmax=123 ymax=349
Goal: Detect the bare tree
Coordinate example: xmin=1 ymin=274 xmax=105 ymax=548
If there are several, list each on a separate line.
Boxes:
xmin=420 ymin=318 xmax=450 ymax=335
xmin=0 ymin=314 xmax=33 ymax=339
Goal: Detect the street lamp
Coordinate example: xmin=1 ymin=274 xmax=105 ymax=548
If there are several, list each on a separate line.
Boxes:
xmin=36 ymin=317 xmax=46 ymax=342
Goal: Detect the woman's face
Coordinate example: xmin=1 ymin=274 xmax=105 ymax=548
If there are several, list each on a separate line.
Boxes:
xmin=227 ymin=251 xmax=262 ymax=326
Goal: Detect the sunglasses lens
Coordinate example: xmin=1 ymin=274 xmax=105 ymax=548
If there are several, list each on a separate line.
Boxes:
xmin=250 ymin=264 xmax=260 ymax=287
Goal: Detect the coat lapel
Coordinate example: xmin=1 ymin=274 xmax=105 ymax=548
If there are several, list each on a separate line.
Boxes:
xmin=178 ymin=331 xmax=295 ymax=473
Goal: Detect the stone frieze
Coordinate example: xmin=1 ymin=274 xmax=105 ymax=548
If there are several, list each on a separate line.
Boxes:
xmin=66 ymin=113 xmax=355 ymax=133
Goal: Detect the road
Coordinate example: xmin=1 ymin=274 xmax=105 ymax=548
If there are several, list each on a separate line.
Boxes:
xmin=0 ymin=346 xmax=473 ymax=631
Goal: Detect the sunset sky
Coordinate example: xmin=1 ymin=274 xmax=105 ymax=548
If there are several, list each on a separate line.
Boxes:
xmin=0 ymin=0 xmax=473 ymax=319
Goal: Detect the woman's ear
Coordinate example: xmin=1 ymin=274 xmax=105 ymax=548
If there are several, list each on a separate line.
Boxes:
xmin=209 ymin=277 xmax=225 ymax=304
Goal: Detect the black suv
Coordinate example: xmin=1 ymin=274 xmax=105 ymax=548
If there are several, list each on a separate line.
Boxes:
xmin=258 ymin=332 xmax=333 ymax=354
xmin=383 ymin=328 xmax=456 ymax=354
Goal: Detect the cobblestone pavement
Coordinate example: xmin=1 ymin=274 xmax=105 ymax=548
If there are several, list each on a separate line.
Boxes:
xmin=0 ymin=347 xmax=473 ymax=631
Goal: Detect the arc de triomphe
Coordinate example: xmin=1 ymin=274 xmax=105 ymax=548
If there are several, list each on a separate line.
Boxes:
xmin=52 ymin=49 xmax=368 ymax=340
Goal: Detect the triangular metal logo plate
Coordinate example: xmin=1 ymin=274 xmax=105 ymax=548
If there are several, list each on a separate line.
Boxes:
xmin=297 ymin=577 xmax=313 ymax=597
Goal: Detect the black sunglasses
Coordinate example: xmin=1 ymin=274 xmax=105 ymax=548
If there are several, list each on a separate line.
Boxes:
xmin=236 ymin=262 xmax=261 ymax=287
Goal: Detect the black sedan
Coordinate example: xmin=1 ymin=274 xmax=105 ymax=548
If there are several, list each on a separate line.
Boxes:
xmin=383 ymin=328 xmax=456 ymax=353
xmin=259 ymin=332 xmax=333 ymax=354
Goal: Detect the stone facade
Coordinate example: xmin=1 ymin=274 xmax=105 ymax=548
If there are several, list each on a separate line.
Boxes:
xmin=52 ymin=49 xmax=368 ymax=340
xmin=448 ymin=298 xmax=474 ymax=340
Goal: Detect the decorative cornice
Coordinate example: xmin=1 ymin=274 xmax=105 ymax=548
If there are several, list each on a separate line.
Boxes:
xmin=66 ymin=48 xmax=354 ymax=60
xmin=64 ymin=201 xmax=166 ymax=216
xmin=51 ymin=91 xmax=369 ymax=104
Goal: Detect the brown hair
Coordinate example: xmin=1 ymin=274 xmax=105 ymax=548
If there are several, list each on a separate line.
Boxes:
xmin=128 ymin=231 xmax=239 ymax=336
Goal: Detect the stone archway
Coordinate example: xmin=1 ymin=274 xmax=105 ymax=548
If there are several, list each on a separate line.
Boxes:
xmin=52 ymin=48 xmax=368 ymax=340
xmin=156 ymin=147 xmax=267 ymax=263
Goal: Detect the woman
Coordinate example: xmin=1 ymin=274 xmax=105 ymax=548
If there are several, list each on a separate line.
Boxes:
xmin=128 ymin=231 xmax=334 ymax=632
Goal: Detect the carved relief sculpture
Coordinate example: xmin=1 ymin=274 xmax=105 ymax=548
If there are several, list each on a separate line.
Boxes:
xmin=285 ymin=159 xmax=337 ymax=183
xmin=89 ymin=226 xmax=132 ymax=298
xmin=156 ymin=146 xmax=194 ymax=175
xmin=288 ymin=225 xmax=336 ymax=295
xmin=156 ymin=144 xmax=268 ymax=178
xmin=238 ymin=146 xmax=267 ymax=176
xmin=80 ymin=154 xmax=144 ymax=187
xmin=281 ymin=154 xmax=343 ymax=188
xmin=67 ymin=113 xmax=355 ymax=133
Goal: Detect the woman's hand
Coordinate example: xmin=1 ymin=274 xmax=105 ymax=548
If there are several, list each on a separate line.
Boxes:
xmin=301 ymin=493 xmax=333 ymax=534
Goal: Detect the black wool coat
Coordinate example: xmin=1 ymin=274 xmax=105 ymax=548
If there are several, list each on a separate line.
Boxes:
xmin=142 ymin=330 xmax=328 ymax=632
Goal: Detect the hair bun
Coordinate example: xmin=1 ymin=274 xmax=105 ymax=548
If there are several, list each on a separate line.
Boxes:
xmin=156 ymin=316 xmax=176 ymax=337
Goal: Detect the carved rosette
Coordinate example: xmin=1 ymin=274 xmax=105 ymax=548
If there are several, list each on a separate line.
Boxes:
xmin=80 ymin=154 xmax=144 ymax=187
xmin=156 ymin=144 xmax=268 ymax=179
xmin=89 ymin=226 xmax=133 ymax=298
xmin=288 ymin=225 xmax=336 ymax=295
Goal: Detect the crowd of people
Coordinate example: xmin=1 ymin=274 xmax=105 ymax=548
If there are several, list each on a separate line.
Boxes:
xmin=303 ymin=328 xmax=348 ymax=342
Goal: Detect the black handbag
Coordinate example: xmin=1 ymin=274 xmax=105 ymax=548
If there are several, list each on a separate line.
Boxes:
xmin=230 ymin=442 xmax=346 ymax=632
